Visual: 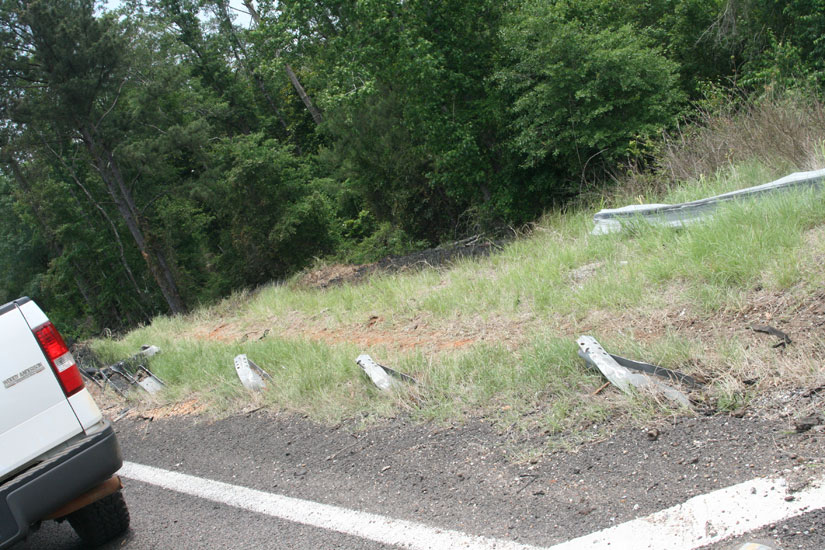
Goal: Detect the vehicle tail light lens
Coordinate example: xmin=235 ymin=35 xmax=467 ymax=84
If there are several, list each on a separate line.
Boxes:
xmin=33 ymin=322 xmax=84 ymax=397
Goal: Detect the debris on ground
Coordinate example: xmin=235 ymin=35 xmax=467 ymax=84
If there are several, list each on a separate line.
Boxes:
xmin=577 ymin=337 xmax=703 ymax=389
xmin=112 ymin=408 xmax=131 ymax=422
xmin=297 ymin=234 xmax=503 ymax=289
xmin=749 ymin=324 xmax=793 ymax=347
xmin=576 ymin=336 xmax=692 ymax=408
xmin=801 ymin=384 xmax=825 ymax=398
xmin=234 ymin=354 xmax=272 ymax=391
xmin=137 ymin=345 xmax=160 ymax=357
xmin=79 ymin=345 xmax=166 ymax=396
xmin=591 ymin=168 xmax=825 ymax=235
xmin=355 ymin=354 xmax=416 ymax=391
xmin=570 ymin=261 xmax=629 ymax=286
xmin=793 ymin=414 xmax=823 ymax=433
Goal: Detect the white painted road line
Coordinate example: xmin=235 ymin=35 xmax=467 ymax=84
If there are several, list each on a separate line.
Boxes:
xmin=119 ymin=461 xmax=544 ymax=550
xmin=120 ymin=461 xmax=825 ymax=550
xmin=549 ymin=474 xmax=825 ymax=550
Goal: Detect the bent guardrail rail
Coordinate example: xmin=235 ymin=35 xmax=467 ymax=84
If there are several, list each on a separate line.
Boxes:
xmin=592 ymin=168 xmax=825 ymax=235
xmin=577 ymin=336 xmax=692 ymax=408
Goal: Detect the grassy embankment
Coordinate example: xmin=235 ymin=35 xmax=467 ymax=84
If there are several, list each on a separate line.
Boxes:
xmin=91 ymin=160 xmax=825 ymax=442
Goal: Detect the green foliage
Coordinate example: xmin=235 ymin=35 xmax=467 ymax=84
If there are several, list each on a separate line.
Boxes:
xmin=318 ymin=90 xmax=460 ymax=241
xmin=784 ymin=0 xmax=825 ymax=84
xmin=0 ymin=178 xmax=47 ymax=303
xmin=498 ymin=4 xmax=684 ymax=176
xmin=277 ymin=0 xmax=511 ymax=238
xmin=2 ymin=0 xmax=825 ymax=336
xmin=339 ymin=221 xmax=428 ymax=265
xmin=206 ymin=133 xmax=339 ymax=287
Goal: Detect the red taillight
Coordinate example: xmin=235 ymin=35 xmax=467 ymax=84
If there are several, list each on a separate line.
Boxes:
xmin=33 ymin=322 xmax=84 ymax=397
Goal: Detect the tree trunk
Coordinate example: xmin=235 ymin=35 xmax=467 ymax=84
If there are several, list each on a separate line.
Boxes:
xmin=284 ymin=63 xmax=323 ymax=124
xmin=36 ymin=138 xmax=147 ymax=306
xmin=242 ymin=0 xmax=323 ymax=125
xmin=81 ymin=127 xmax=187 ymax=315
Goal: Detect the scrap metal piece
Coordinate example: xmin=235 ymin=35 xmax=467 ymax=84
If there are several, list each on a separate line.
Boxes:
xmin=578 ymin=347 xmax=703 ymax=389
xmin=138 ymin=345 xmax=161 ymax=357
xmin=750 ymin=324 xmax=792 ymax=347
xmin=355 ymin=354 xmax=415 ymax=391
xmin=591 ymin=168 xmax=825 ymax=235
xmin=79 ymin=346 xmax=166 ymax=396
xmin=114 ymin=356 xmax=165 ymax=395
xmin=234 ymin=354 xmax=272 ymax=391
xmin=577 ymin=336 xmax=691 ymax=408
xmin=97 ymin=365 xmax=135 ymax=396
xmin=137 ymin=367 xmax=164 ymax=394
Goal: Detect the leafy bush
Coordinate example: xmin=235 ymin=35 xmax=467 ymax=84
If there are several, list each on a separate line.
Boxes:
xmin=498 ymin=4 xmax=684 ymax=179
xmin=206 ymin=133 xmax=339 ymax=287
xmin=338 ymin=221 xmax=428 ymax=265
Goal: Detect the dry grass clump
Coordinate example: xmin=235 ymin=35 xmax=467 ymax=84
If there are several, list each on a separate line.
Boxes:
xmin=660 ymin=88 xmax=825 ymax=182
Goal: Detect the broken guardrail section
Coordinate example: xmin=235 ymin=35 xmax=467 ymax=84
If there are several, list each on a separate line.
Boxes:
xmin=356 ymin=354 xmax=416 ymax=391
xmin=591 ymin=168 xmax=825 ymax=235
xmin=578 ymin=345 xmax=703 ymax=390
xmin=80 ymin=345 xmax=165 ymax=396
xmin=577 ymin=336 xmax=692 ymax=408
xmin=234 ymin=354 xmax=272 ymax=391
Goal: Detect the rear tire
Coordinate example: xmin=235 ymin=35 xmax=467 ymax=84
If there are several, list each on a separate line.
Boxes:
xmin=67 ymin=490 xmax=130 ymax=546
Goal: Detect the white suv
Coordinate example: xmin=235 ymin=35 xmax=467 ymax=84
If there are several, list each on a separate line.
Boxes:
xmin=0 ymin=298 xmax=129 ymax=548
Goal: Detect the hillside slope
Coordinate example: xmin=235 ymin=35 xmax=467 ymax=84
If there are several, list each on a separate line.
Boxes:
xmin=89 ymin=163 xmax=825 ymax=446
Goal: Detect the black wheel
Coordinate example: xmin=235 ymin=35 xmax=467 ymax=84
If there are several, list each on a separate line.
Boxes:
xmin=66 ymin=490 xmax=130 ymax=546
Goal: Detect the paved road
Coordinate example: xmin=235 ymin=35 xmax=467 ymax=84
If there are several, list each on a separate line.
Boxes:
xmin=15 ymin=412 xmax=824 ymax=549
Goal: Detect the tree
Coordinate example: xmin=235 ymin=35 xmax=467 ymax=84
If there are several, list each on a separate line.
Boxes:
xmin=0 ymin=0 xmax=188 ymax=314
xmin=276 ymin=0 xmax=510 ymax=239
xmin=497 ymin=3 xmax=684 ymax=182
xmin=203 ymin=133 xmax=338 ymax=287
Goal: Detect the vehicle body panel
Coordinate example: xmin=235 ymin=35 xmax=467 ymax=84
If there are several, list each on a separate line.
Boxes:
xmin=0 ymin=300 xmax=83 ymax=478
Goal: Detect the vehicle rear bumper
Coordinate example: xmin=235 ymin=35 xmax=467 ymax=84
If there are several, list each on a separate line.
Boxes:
xmin=0 ymin=420 xmax=122 ymax=548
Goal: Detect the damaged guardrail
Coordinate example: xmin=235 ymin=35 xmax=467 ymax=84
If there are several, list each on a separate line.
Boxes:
xmin=577 ymin=336 xmax=693 ymax=408
xmin=577 ymin=342 xmax=703 ymax=390
xmin=80 ymin=345 xmax=166 ymax=396
xmin=591 ymin=168 xmax=825 ymax=235
xmin=234 ymin=354 xmax=272 ymax=391
xmin=356 ymin=354 xmax=416 ymax=391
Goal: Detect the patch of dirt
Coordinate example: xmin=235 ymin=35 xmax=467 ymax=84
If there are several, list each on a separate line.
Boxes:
xmin=184 ymin=309 xmax=535 ymax=353
xmin=188 ymin=321 xmax=249 ymax=343
xmin=298 ymin=263 xmax=371 ymax=289
xmin=566 ymin=281 xmax=825 ymax=350
xmin=293 ymin=326 xmax=478 ymax=352
xmin=278 ymin=311 xmax=534 ymax=353
xmin=295 ymin=236 xmax=502 ymax=289
xmin=130 ymin=399 xmax=209 ymax=420
xmin=84 ymin=379 xmax=209 ymax=421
